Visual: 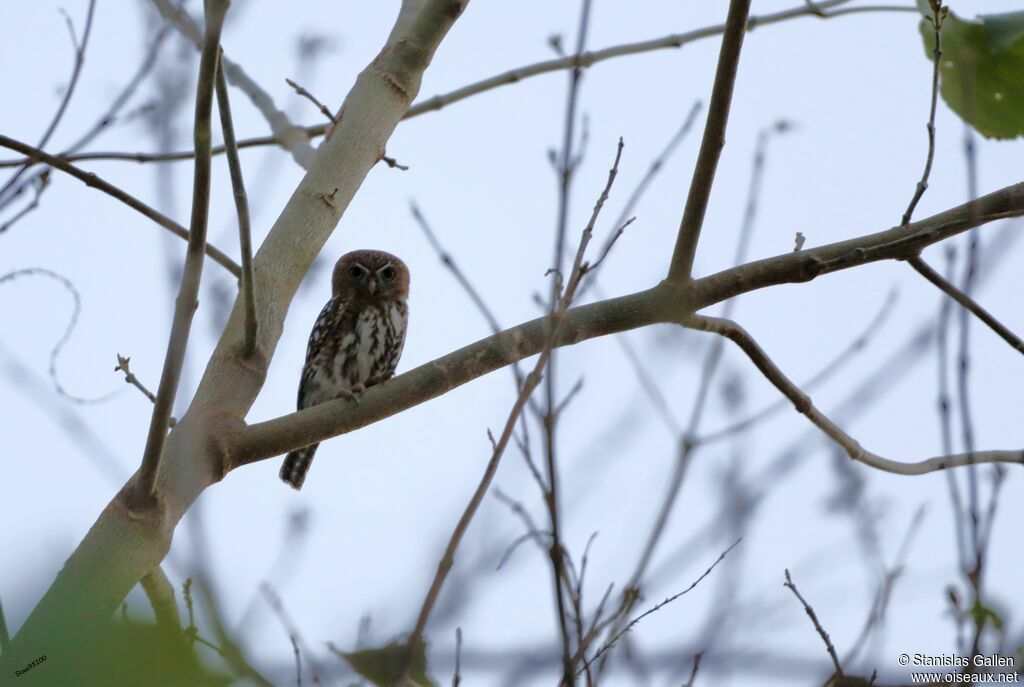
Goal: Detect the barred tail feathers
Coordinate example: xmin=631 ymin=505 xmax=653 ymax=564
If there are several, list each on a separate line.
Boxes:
xmin=280 ymin=443 xmax=320 ymax=490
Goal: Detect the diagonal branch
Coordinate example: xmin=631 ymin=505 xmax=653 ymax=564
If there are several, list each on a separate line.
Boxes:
xmin=681 ymin=313 xmax=1023 ymax=476
xmin=132 ymin=0 xmax=230 ymax=511
xmin=908 ymin=256 xmax=1024 ymax=355
xmin=0 ymin=135 xmax=241 ymax=277
xmin=232 ymin=183 xmax=1024 ymax=467
xmin=667 ymin=0 xmax=753 ymax=282
xmin=215 ymin=53 xmax=258 ymax=358
xmin=783 ymin=568 xmax=843 ymax=678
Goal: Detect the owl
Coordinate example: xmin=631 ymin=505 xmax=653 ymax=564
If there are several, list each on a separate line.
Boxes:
xmin=279 ymin=250 xmax=410 ymax=490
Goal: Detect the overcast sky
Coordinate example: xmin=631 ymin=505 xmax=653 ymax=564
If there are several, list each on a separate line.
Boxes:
xmin=2 ymin=1 xmax=1023 ymax=685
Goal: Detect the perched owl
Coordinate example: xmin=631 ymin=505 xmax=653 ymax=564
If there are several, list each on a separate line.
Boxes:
xmin=279 ymin=250 xmax=410 ymax=490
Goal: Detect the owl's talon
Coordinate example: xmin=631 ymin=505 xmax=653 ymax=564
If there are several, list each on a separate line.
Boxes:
xmin=338 ymin=383 xmax=366 ymax=405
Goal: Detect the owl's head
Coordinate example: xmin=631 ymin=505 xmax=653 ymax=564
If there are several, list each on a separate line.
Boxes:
xmin=331 ymin=249 xmax=410 ymax=301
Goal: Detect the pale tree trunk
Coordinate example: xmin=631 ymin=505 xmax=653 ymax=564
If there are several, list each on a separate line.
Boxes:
xmin=3 ymin=0 xmax=469 ymax=675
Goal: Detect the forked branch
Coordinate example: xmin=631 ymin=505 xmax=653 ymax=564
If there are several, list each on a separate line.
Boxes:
xmin=667 ymin=0 xmax=753 ymax=282
xmin=132 ymin=0 xmax=230 ymax=511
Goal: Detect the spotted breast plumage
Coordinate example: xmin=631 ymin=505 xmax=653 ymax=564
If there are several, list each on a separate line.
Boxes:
xmin=280 ymin=250 xmax=410 ymax=490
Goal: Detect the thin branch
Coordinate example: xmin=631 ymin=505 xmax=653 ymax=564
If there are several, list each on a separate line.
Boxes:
xmin=0 ymin=0 xmax=97 ymax=203
xmin=0 ymin=171 xmax=51 ymax=234
xmin=452 ymin=627 xmax=462 ymax=687
xmin=133 ymin=0 xmax=230 ymax=510
xmin=682 ymin=651 xmax=704 ymax=687
xmin=583 ymin=540 xmax=740 ymax=674
xmin=148 ymin=0 xmax=317 ymax=168
xmin=402 ymin=139 xmax=626 ymax=682
xmin=0 ymin=135 xmax=241 ymax=277
xmin=114 ymin=354 xmax=177 ymax=427
xmin=0 ymin=24 xmax=169 ymax=213
xmin=286 ymin=77 xmax=336 ymax=125
xmin=783 ymin=569 xmax=843 ymax=678
xmin=908 ymin=256 xmax=1023 ymax=355
xmin=290 ymin=636 xmax=302 ymax=687
xmin=900 ymin=1 xmax=946 ymax=227
xmin=216 ymin=53 xmax=258 ymax=358
xmin=0 ymin=1 xmax=922 ymax=168
xmin=681 ymin=314 xmax=1024 ymax=476
xmin=139 ymin=566 xmax=181 ymax=635
xmin=667 ymin=0 xmax=753 ymax=281
xmin=547 ymin=4 xmax=595 ymax=682
xmin=698 ymin=287 xmax=897 ymax=444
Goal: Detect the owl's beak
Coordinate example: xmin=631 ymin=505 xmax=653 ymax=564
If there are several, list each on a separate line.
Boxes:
xmin=367 ymin=277 xmax=378 ymax=295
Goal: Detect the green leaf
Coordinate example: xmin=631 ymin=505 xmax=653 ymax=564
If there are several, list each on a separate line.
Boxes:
xmin=918 ymin=8 xmax=1024 ymax=139
xmin=983 ymin=10 xmax=1024 ymax=54
xmin=341 ymin=640 xmax=437 ymax=687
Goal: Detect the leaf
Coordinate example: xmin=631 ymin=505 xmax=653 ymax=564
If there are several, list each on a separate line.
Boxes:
xmin=918 ymin=7 xmax=1024 ymax=139
xmin=341 ymin=640 xmax=437 ymax=687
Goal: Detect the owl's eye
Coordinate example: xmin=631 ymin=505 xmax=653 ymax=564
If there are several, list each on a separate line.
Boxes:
xmin=348 ymin=265 xmax=364 ymax=279
xmin=381 ymin=266 xmax=397 ymax=281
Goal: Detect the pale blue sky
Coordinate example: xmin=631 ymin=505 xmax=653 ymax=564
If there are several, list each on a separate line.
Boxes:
xmin=2 ymin=1 xmax=1023 ymax=685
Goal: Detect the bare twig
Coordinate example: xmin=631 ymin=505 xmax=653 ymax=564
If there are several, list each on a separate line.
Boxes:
xmin=667 ymin=0 xmax=753 ymax=281
xmin=453 ymin=627 xmax=463 ymax=687
xmin=546 ymin=6 xmax=596 ymax=678
xmin=900 ymin=0 xmax=946 ymax=226
xmin=0 ymin=171 xmax=51 ymax=234
xmin=908 ymin=257 xmax=1023 ymax=355
xmin=935 ymin=247 xmax=969 ymax=572
xmin=216 ymin=54 xmax=258 ymax=358
xmin=133 ymin=0 xmax=230 ymax=511
xmin=0 ymin=0 xmax=97 ymax=203
xmin=148 ymin=0 xmax=316 ymax=168
xmin=261 ymin=585 xmax=324 ymax=684
xmin=698 ymin=288 xmax=897 ymax=444
xmin=290 ymin=635 xmax=302 ymax=687
xmin=681 ymin=314 xmax=1024 ymax=475
xmin=0 ymin=2 xmax=922 ymax=169
xmin=683 ymin=651 xmax=705 ymax=687
xmin=402 ymin=140 xmax=626 ymax=682
xmin=114 ymin=354 xmax=177 ymax=427
xmin=783 ymin=569 xmax=843 ymax=678
xmin=583 ymin=540 xmax=740 ymax=673
xmin=139 ymin=566 xmax=181 ymax=635
xmin=0 ymin=25 xmax=169 ymax=213
xmin=285 ymin=77 xmax=336 ymax=124
xmin=0 ymin=135 xmax=241 ymax=277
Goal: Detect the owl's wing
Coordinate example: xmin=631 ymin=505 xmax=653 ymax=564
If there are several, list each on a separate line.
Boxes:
xmin=297 ymin=295 xmax=348 ymax=409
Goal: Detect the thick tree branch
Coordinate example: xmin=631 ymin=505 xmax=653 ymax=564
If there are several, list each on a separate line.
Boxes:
xmin=215 ymin=54 xmax=258 ymax=358
xmin=667 ymin=0 xmax=753 ymax=281
xmin=0 ymin=1 xmax=917 ymax=168
xmin=233 ymin=182 xmax=1024 ymax=466
xmin=132 ymin=0 xmax=230 ymax=511
xmin=0 ymin=135 xmax=241 ymax=277
xmin=689 ymin=182 xmax=1024 ymax=310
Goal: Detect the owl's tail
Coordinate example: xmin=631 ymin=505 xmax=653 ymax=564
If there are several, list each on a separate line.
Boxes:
xmin=280 ymin=443 xmax=320 ymax=490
